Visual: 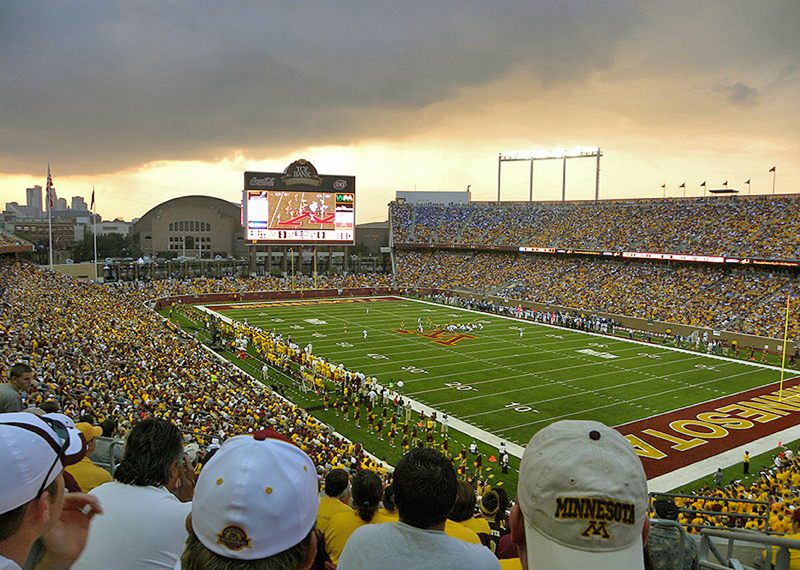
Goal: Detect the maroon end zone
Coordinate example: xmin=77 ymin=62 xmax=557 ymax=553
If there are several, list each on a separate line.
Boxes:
xmin=209 ymin=296 xmax=404 ymax=311
xmin=616 ymin=377 xmax=800 ymax=479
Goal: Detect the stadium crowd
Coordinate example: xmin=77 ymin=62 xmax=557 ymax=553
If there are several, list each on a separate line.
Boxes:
xmin=395 ymin=250 xmax=800 ymax=340
xmin=5 ymin=259 xmax=800 ymax=569
xmin=390 ymin=194 xmax=800 ymax=260
xmin=116 ymin=272 xmax=393 ymax=298
xmin=0 ymin=261 xmax=387 ymax=473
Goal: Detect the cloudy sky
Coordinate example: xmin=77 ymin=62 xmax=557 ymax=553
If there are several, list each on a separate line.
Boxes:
xmin=0 ymin=1 xmax=797 ymax=223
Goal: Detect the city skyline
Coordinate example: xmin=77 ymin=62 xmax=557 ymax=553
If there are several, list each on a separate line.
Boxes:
xmin=0 ymin=1 xmax=797 ymax=223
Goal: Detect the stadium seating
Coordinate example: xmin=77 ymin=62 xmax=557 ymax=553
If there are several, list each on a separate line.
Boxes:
xmin=0 ymin=261 xmax=387 ymax=473
xmin=395 ymin=250 xmax=800 ymax=340
xmin=390 ymin=195 xmax=800 ymax=260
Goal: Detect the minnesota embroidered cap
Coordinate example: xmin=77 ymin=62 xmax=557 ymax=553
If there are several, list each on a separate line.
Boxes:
xmin=518 ymin=420 xmax=649 ymax=570
xmin=0 ymin=412 xmax=84 ymax=514
xmin=191 ymin=431 xmax=319 ymax=560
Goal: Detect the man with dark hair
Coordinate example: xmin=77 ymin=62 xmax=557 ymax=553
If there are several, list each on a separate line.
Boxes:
xmin=647 ymin=497 xmax=697 ymax=570
xmin=0 ymin=363 xmax=34 ymax=413
xmin=0 ymin=412 xmax=102 ymax=569
xmin=72 ymin=418 xmax=194 ymax=570
xmin=337 ymin=447 xmax=499 ymax=570
xmin=317 ymin=469 xmax=352 ymax=537
xmin=178 ymin=430 xmax=318 ymax=570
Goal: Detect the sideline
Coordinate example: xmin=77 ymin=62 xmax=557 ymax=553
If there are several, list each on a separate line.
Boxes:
xmin=167 ymin=306 xmax=393 ymax=471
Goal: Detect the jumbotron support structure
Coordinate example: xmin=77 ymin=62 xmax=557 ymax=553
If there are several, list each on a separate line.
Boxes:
xmin=497 ymin=147 xmax=602 ymax=202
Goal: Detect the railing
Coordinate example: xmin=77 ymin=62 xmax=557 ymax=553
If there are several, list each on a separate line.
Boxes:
xmin=650 ymin=492 xmax=769 ymax=534
xmin=698 ymin=528 xmax=800 ymax=570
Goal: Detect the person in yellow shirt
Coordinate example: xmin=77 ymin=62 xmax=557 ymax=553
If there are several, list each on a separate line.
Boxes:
xmin=449 ymin=480 xmax=491 ymax=545
xmin=764 ymin=509 xmax=800 ymax=569
xmin=324 ymin=469 xmax=394 ymax=564
xmin=65 ymin=421 xmax=113 ymax=492
xmin=316 ymin=469 xmax=352 ymax=537
xmin=378 ymin=483 xmax=399 ymax=521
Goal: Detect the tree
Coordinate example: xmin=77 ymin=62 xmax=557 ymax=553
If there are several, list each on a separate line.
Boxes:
xmin=71 ymin=232 xmax=141 ymax=262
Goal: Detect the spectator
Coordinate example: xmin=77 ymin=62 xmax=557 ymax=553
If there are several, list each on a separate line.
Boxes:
xmin=450 ymin=479 xmax=491 ymax=544
xmin=65 ymin=422 xmax=113 ymax=492
xmin=480 ymin=488 xmax=510 ymax=554
xmin=179 ymin=430 xmax=318 ymax=570
xmin=89 ymin=418 xmax=123 ymax=471
xmin=0 ymin=363 xmax=33 ymax=413
xmin=379 ymin=483 xmax=398 ymax=520
xmin=72 ymin=418 xmax=194 ymax=570
xmin=337 ymin=447 xmax=499 ymax=570
xmin=647 ymin=497 xmax=697 ymax=570
xmin=0 ymin=412 xmax=101 ymax=569
xmin=762 ymin=508 xmax=800 ymax=569
xmin=316 ymin=469 xmax=352 ymax=537
xmin=324 ymin=469 xmax=393 ymax=564
xmin=509 ymin=420 xmax=649 ymax=570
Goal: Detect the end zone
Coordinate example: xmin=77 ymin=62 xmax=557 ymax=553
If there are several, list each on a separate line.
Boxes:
xmin=616 ymin=377 xmax=800 ymax=480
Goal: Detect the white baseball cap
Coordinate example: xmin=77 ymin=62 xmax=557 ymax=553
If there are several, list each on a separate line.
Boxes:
xmin=191 ymin=431 xmax=319 ymax=560
xmin=518 ymin=420 xmax=649 ymax=570
xmin=0 ymin=412 xmax=84 ymax=514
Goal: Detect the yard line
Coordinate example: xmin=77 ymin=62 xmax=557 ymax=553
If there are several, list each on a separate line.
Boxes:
xmin=494 ymin=366 xmax=767 ymax=434
xmin=455 ymin=362 xmax=741 ymax=416
xmin=411 ymin=353 xmax=710 ymax=399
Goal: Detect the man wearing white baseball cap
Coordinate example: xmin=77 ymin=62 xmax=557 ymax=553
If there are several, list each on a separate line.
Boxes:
xmin=0 ymin=412 xmax=102 ymax=570
xmin=178 ymin=429 xmax=319 ymax=570
xmin=509 ymin=420 xmax=650 ymax=570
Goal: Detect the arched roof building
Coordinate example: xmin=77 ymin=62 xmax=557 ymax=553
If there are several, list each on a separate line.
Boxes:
xmin=132 ymin=195 xmax=246 ymax=259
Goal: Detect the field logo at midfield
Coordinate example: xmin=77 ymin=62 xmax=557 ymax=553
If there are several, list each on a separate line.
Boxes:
xmin=617 ymin=377 xmax=800 ymax=480
xmin=394 ymin=328 xmax=477 ymax=347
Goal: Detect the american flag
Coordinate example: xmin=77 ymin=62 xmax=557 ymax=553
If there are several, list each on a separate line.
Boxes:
xmin=46 ymin=165 xmax=54 ymax=209
xmin=90 ymin=188 xmax=95 ymax=211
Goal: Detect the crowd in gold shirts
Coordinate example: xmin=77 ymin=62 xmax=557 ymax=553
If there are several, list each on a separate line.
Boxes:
xmin=391 ymin=195 xmax=800 ymax=260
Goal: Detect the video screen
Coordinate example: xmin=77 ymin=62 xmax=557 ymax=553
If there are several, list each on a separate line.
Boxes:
xmin=245 ymin=190 xmax=354 ymax=244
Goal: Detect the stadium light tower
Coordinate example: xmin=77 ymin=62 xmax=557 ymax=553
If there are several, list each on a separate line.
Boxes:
xmin=497 ymin=147 xmax=602 ymax=202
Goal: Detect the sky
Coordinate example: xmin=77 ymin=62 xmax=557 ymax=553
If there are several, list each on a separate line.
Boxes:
xmin=0 ymin=1 xmax=798 ymax=223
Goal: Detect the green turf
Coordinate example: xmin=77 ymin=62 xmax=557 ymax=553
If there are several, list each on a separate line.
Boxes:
xmin=166 ymin=305 xmax=520 ymax=492
xmin=206 ymin=296 xmax=786 ymax=446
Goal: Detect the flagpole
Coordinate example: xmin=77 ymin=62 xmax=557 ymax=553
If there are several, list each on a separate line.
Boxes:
xmin=46 ymin=165 xmax=54 ymax=269
xmin=772 ymin=168 xmax=777 ymax=195
xmin=779 ymin=295 xmax=791 ymax=400
xmin=92 ymin=186 xmax=98 ymax=282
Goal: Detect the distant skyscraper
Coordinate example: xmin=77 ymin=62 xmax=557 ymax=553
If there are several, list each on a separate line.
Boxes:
xmin=71 ymin=196 xmax=88 ymax=211
xmin=26 ymin=185 xmax=43 ymax=215
xmin=54 ymin=197 xmax=67 ymax=210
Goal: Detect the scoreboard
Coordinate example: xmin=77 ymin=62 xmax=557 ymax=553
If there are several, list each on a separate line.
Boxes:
xmin=243 ymin=160 xmax=355 ymax=245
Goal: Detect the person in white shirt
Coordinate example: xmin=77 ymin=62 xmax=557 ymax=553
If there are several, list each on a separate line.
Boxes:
xmin=72 ymin=418 xmax=194 ymax=570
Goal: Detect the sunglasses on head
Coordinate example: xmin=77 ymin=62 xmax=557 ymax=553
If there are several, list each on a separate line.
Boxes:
xmin=36 ymin=416 xmax=71 ymax=498
xmin=3 ymin=416 xmax=71 ymax=499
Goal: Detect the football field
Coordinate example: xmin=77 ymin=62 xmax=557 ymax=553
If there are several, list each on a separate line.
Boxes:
xmin=203 ymin=296 xmax=782 ymax=448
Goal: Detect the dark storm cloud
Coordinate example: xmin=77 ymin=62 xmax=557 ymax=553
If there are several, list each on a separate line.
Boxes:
xmin=0 ymin=0 xmax=796 ymax=175
xmin=0 ymin=0 xmax=642 ymax=174
xmin=714 ymin=80 xmax=761 ymax=107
